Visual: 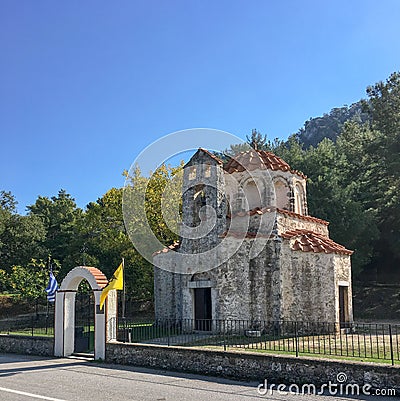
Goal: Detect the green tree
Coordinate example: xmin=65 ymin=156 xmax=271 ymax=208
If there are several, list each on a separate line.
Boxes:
xmin=27 ymin=190 xmax=82 ymax=266
xmin=221 ymin=130 xmax=286 ymax=159
xmin=0 ymin=190 xmax=17 ymax=212
xmin=122 ymin=163 xmax=183 ymax=300
xmin=362 ymin=72 xmax=400 ymax=278
xmin=65 ymin=188 xmax=131 ymax=278
xmin=271 ymin=134 xmax=305 ymax=166
xmin=0 ymin=192 xmax=46 ymax=273
xmin=247 ymin=129 xmax=268 ymax=150
xmin=218 ymin=142 xmax=250 ymax=160
xmin=8 ymin=259 xmax=57 ymax=302
xmin=9 ymin=260 xmax=49 ymax=301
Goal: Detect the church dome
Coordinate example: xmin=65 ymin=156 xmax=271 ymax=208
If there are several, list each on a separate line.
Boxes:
xmin=224 ymin=149 xmax=306 ymax=179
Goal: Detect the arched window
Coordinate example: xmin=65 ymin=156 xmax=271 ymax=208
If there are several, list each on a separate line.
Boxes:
xmin=194 ymin=184 xmax=205 ymax=201
xmin=245 ymin=181 xmax=262 ymax=210
xmin=295 ymin=183 xmax=304 ymax=215
xmin=192 ymin=184 xmax=206 ymax=226
xmin=274 ymin=179 xmax=289 ymax=210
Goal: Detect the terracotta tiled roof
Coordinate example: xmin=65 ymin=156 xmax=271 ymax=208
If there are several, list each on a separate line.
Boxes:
xmin=219 ymin=231 xmax=272 ymax=239
xmin=220 ymin=229 xmax=352 ymax=255
xmin=153 ymin=230 xmax=351 ymax=257
xmin=198 ymin=148 xmax=224 ymax=164
xmin=281 ymin=229 xmax=353 ymax=255
xmin=227 ymin=206 xmax=329 ymax=226
xmin=84 ymin=266 xmax=109 ymax=288
xmin=153 ymin=241 xmax=180 ymax=256
xmin=276 ymin=208 xmax=329 ymax=226
xmin=224 ymin=149 xmax=306 ymax=178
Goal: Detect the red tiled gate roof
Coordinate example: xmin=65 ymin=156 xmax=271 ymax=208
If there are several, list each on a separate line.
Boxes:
xmin=84 ymin=266 xmax=109 ymax=288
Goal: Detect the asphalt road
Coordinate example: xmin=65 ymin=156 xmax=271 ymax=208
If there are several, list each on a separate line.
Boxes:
xmin=0 ymin=354 xmax=397 ymax=401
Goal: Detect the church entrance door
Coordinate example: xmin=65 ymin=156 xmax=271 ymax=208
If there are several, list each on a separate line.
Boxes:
xmin=194 ymin=288 xmax=212 ymax=331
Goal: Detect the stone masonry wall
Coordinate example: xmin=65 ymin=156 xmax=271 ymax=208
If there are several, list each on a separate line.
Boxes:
xmin=155 ymin=233 xmax=350 ymax=324
xmin=280 ymin=241 xmax=336 ymax=322
xmin=155 ymin=236 xmax=282 ymax=322
xmin=154 ymin=264 xmax=180 ymax=320
xmin=213 ymin=238 xmax=282 ymax=321
xmin=0 ymin=334 xmax=54 ymax=356
xmin=106 ymin=342 xmax=400 ymax=394
xmin=277 ymin=213 xmax=329 ymax=236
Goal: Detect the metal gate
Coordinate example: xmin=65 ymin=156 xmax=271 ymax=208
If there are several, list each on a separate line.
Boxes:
xmin=74 ymin=291 xmax=95 ymax=354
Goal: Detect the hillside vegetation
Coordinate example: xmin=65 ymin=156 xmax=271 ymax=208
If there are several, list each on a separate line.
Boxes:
xmin=295 ymin=102 xmax=370 ymax=148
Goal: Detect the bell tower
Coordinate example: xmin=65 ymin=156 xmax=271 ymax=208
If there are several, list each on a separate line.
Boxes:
xmin=180 ymin=148 xmax=227 ymax=254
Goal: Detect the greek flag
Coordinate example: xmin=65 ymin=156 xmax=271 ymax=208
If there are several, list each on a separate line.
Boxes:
xmin=45 ymin=271 xmax=59 ymax=302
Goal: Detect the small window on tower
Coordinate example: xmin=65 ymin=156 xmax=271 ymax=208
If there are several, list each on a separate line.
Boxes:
xmin=189 ymin=166 xmax=196 ymax=180
xmin=194 ymin=184 xmax=205 ymax=200
xmin=205 ymin=165 xmax=211 ymax=178
xmin=193 ymin=184 xmax=206 ymax=226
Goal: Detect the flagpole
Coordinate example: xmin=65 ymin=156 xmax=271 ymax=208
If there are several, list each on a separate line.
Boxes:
xmin=46 ymin=256 xmax=50 ymax=335
xmin=122 ymin=258 xmax=126 ymax=320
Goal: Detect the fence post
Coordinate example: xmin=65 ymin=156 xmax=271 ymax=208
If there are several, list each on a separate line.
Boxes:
xmin=294 ymin=321 xmax=299 ymax=357
xmin=167 ymin=320 xmax=170 ymax=347
xmin=31 ymin=316 xmax=34 ymax=337
xmin=123 ymin=317 xmax=126 ymax=343
xmin=389 ymin=324 xmax=394 ymax=366
xmin=223 ymin=320 xmax=226 ymax=352
xmin=45 ymin=302 xmax=49 ymax=335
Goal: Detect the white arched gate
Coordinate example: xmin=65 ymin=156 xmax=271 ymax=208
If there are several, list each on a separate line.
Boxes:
xmin=54 ymin=266 xmax=117 ymax=359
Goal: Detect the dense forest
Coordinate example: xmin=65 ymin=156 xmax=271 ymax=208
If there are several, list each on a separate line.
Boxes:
xmin=0 ymin=72 xmax=399 ymax=304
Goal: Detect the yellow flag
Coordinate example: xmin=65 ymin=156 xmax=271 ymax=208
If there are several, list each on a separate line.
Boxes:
xmin=99 ymin=262 xmax=123 ymax=310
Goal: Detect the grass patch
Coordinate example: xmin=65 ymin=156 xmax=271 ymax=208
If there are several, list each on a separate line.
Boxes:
xmin=200 ymin=345 xmax=400 ymax=365
xmin=2 ymin=328 xmax=54 ymax=337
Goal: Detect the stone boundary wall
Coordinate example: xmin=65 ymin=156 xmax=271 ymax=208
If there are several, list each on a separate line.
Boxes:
xmin=0 ymin=334 xmax=54 ymax=356
xmin=106 ymin=342 xmax=400 ymax=393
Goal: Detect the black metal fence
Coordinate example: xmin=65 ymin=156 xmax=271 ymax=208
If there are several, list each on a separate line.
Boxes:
xmin=117 ymin=318 xmax=400 ymax=365
xmin=2 ymin=313 xmax=399 ymax=365
xmin=0 ymin=312 xmax=54 ymax=337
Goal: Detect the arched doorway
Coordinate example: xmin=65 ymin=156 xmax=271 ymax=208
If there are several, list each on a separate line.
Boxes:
xmin=54 ymin=266 xmax=117 ymax=360
xmin=74 ymin=282 xmax=95 ymax=354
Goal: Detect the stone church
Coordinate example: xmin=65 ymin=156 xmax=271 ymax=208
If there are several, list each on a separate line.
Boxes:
xmin=154 ymin=148 xmax=353 ymax=327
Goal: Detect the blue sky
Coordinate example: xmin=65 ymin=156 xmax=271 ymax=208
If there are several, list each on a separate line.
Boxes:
xmin=1 ymin=0 xmax=400 ymax=213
